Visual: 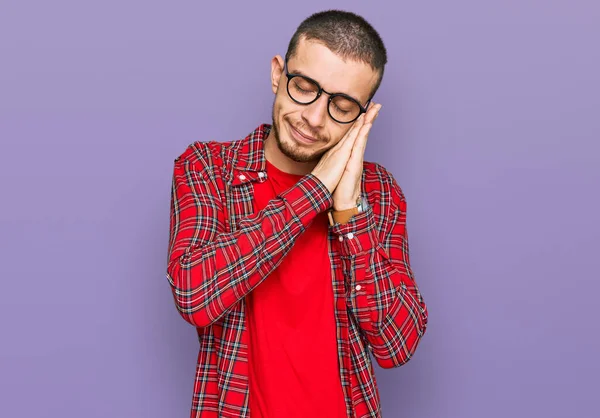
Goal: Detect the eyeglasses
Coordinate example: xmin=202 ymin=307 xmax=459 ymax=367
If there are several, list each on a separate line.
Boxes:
xmin=284 ymin=62 xmax=370 ymax=124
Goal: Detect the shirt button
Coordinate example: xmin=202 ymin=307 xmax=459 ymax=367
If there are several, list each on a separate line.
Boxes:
xmin=338 ymin=235 xmax=344 ymax=242
xmin=355 ymin=285 xmax=362 ymax=291
xmin=347 ymin=232 xmax=354 ymax=239
xmin=258 ymin=172 xmax=266 ymax=178
xmin=238 ymin=174 xmax=246 ymax=181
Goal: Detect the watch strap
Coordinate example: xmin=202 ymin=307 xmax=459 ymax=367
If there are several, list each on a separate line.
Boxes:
xmin=327 ymin=206 xmax=359 ymax=226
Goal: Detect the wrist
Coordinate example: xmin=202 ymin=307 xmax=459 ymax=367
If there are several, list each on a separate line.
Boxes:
xmin=333 ymin=195 xmax=361 ymax=211
xmin=328 ymin=195 xmax=369 ymax=226
xmin=333 ymin=202 xmax=357 ymax=211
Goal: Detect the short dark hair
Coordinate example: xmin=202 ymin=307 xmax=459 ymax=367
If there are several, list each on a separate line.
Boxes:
xmin=285 ymin=10 xmax=388 ymax=98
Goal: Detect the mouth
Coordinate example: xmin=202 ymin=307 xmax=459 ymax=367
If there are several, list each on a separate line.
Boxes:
xmin=288 ymin=123 xmax=319 ymax=145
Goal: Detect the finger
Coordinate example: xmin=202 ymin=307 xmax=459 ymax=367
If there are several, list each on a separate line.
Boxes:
xmin=342 ymin=123 xmax=371 ymax=184
xmin=332 ymin=113 xmax=365 ymax=154
xmin=374 ymin=104 xmax=382 ymax=120
xmin=344 ymin=122 xmax=372 ymax=175
xmin=323 ymin=110 xmax=370 ymax=161
xmin=352 ymin=122 xmax=372 ymax=161
xmin=365 ymin=103 xmax=381 ymax=124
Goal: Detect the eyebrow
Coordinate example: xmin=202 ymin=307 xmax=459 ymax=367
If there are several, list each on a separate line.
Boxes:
xmin=288 ymin=67 xmax=364 ymax=104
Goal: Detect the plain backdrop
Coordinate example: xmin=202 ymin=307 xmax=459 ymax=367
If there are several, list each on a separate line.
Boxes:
xmin=1 ymin=1 xmax=599 ymax=417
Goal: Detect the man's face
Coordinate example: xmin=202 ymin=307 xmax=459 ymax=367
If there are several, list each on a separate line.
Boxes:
xmin=270 ymin=38 xmax=379 ymax=163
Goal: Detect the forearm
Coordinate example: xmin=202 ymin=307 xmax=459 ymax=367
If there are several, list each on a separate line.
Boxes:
xmin=332 ymin=207 xmax=428 ymax=368
xmin=167 ymin=171 xmax=332 ymax=328
xmin=345 ymin=250 xmax=428 ymax=368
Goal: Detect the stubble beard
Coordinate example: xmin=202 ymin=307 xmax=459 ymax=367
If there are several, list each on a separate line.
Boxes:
xmin=271 ymin=103 xmax=327 ymax=163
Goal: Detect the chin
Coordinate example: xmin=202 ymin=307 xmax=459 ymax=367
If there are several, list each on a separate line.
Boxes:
xmin=279 ymin=119 xmax=327 ymax=163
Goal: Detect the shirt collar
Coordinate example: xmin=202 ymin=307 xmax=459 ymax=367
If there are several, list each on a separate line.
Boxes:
xmin=229 ymin=123 xmax=271 ymax=186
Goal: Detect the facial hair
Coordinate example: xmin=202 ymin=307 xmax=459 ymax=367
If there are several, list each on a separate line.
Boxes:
xmin=271 ymin=101 xmax=327 ymax=163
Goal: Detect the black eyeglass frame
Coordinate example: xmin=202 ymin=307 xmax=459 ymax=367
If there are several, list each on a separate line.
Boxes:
xmin=284 ymin=62 xmax=372 ymax=124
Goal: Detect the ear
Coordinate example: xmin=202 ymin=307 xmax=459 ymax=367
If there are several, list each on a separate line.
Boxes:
xmin=270 ymin=55 xmax=285 ymax=95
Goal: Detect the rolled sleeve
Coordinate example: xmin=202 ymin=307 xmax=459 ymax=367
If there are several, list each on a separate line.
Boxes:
xmin=330 ymin=208 xmax=379 ymax=256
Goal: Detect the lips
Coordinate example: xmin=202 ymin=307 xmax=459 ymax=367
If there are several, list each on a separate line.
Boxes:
xmin=289 ymin=124 xmax=318 ymax=143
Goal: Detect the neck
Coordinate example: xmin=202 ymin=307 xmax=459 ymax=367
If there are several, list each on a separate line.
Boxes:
xmin=263 ymin=130 xmax=318 ymax=176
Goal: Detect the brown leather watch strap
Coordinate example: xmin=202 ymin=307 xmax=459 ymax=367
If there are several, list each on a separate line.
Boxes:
xmin=327 ymin=206 xmax=359 ymax=226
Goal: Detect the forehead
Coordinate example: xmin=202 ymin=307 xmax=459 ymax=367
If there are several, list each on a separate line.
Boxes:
xmin=287 ymin=38 xmax=378 ymax=103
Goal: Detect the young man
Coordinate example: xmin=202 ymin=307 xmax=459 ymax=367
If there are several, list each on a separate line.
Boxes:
xmin=166 ymin=10 xmax=428 ymax=418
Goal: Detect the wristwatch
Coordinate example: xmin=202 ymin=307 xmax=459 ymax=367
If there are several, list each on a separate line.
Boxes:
xmin=327 ymin=195 xmax=369 ymax=226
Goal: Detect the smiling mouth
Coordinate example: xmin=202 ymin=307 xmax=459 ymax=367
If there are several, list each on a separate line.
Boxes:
xmin=290 ymin=124 xmax=319 ymax=143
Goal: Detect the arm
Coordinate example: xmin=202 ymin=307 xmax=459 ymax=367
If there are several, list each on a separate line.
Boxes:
xmin=331 ymin=173 xmax=428 ymax=368
xmin=166 ymin=152 xmax=332 ymax=328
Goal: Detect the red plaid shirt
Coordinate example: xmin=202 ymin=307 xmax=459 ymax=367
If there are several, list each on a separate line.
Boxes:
xmin=166 ymin=124 xmax=428 ymax=418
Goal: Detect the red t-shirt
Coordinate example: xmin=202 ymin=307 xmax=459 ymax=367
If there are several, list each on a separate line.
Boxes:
xmin=246 ymin=159 xmax=347 ymax=418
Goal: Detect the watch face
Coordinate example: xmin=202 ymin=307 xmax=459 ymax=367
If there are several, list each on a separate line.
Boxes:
xmin=358 ymin=196 xmax=369 ymax=212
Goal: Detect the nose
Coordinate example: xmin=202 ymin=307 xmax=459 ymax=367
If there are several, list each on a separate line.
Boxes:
xmin=301 ymin=94 xmax=329 ymax=129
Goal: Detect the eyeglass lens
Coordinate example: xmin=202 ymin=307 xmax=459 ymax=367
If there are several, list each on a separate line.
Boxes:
xmin=288 ymin=76 xmax=361 ymax=123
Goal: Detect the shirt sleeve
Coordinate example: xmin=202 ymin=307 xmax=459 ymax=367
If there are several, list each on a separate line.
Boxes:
xmin=330 ymin=173 xmax=428 ymax=368
xmin=166 ymin=155 xmax=332 ymax=328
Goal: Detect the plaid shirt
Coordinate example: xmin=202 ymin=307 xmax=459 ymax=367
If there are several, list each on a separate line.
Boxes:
xmin=166 ymin=124 xmax=428 ymax=418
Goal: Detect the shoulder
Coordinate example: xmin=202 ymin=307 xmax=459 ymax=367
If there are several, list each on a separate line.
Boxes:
xmin=173 ymin=139 xmax=242 ymax=168
xmin=172 ymin=138 xmax=254 ymax=186
xmin=172 ymin=124 xmax=267 ymax=172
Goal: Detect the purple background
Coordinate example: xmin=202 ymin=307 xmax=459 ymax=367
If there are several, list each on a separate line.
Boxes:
xmin=1 ymin=1 xmax=599 ymax=417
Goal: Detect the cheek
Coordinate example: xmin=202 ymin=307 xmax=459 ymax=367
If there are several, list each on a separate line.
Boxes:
xmin=278 ymin=104 xmax=301 ymax=124
xmin=274 ymin=93 xmax=288 ymax=115
xmin=273 ymin=97 xmax=286 ymax=121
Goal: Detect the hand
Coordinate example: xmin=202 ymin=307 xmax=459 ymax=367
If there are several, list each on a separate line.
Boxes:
xmin=311 ymin=103 xmax=381 ymax=196
xmin=332 ymin=103 xmax=381 ymax=210
xmin=310 ymin=112 xmax=367 ymax=193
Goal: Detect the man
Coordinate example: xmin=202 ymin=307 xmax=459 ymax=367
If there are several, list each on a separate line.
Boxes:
xmin=166 ymin=9 xmax=428 ymax=418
